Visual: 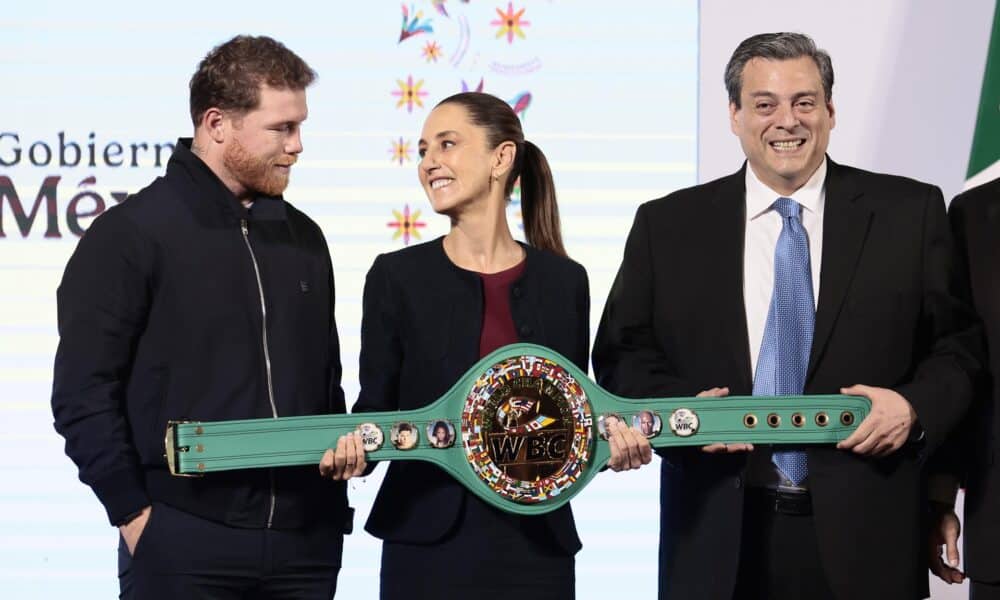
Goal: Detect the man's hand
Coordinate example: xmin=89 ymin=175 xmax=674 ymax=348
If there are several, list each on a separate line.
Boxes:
xmin=607 ymin=419 xmax=653 ymax=471
xmin=836 ymin=385 xmax=917 ymax=457
xmin=697 ymin=387 xmax=754 ymax=454
xmin=119 ymin=505 xmax=152 ymax=556
xmin=928 ymin=502 xmax=964 ymax=584
xmin=319 ymin=431 xmax=367 ymax=481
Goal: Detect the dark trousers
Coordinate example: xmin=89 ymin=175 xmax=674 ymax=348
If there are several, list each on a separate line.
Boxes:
xmin=733 ymin=490 xmax=836 ymax=600
xmin=380 ymin=493 xmax=574 ymax=600
xmin=973 ymin=580 xmax=1000 ymax=600
xmin=118 ymin=502 xmax=343 ymax=600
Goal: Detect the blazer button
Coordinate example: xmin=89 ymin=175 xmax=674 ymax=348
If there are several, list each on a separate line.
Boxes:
xmin=734 ymin=477 xmax=742 ymax=489
xmin=512 ymin=286 xmax=522 ymax=299
xmin=518 ymin=324 xmax=533 ymax=337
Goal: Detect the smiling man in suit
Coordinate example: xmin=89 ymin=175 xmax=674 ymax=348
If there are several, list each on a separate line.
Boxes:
xmin=593 ymin=32 xmax=981 ymax=600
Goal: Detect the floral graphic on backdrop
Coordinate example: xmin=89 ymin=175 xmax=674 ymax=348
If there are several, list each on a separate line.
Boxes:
xmin=392 ymin=75 xmax=429 ymax=113
xmin=491 ymin=3 xmax=530 ymax=44
xmin=389 ymin=137 xmax=413 ymax=165
xmin=399 ymin=4 xmax=434 ymax=42
xmin=387 ymin=204 xmax=427 ymax=245
xmin=422 ymin=40 xmax=443 ymax=62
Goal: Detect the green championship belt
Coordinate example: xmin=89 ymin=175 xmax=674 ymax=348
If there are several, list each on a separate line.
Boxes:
xmin=166 ymin=343 xmax=869 ymax=515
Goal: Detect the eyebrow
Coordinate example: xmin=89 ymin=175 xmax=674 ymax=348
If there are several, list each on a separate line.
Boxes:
xmin=418 ymin=130 xmax=460 ymax=145
xmin=749 ymin=90 xmax=819 ymax=100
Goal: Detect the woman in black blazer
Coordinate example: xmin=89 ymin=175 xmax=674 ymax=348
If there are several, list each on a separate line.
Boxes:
xmin=319 ymin=92 xmax=649 ymax=597
xmin=339 ymin=92 xmax=646 ymax=599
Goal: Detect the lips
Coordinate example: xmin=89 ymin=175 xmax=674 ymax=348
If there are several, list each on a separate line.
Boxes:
xmin=430 ymin=178 xmax=453 ymax=190
xmin=769 ymin=139 xmax=806 ymax=152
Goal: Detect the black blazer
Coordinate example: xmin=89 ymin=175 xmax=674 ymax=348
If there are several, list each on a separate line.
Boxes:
xmin=593 ymin=160 xmax=981 ymax=600
xmin=932 ymin=178 xmax=999 ymax=582
xmin=354 ymin=237 xmax=589 ymax=555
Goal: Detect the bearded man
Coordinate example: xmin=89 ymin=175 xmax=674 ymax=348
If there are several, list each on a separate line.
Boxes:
xmin=51 ymin=35 xmax=360 ymax=599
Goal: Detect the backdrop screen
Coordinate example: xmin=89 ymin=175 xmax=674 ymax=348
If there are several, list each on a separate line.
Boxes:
xmin=0 ymin=1 xmax=697 ymax=597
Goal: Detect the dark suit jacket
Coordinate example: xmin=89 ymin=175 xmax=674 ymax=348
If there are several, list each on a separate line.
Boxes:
xmin=932 ymin=178 xmax=1000 ymax=582
xmin=593 ymin=159 xmax=981 ymax=600
xmin=353 ymin=237 xmax=589 ymax=555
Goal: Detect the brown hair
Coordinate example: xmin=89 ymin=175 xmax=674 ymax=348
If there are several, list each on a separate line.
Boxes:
xmin=436 ymin=92 xmax=566 ymax=257
xmin=189 ymin=35 xmax=317 ymax=126
xmin=725 ymin=32 xmax=833 ymax=108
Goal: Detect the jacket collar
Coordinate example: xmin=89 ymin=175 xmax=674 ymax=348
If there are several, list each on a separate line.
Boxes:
xmin=432 ymin=235 xmax=537 ymax=281
xmin=710 ymin=165 xmax=754 ymax=392
xmin=807 ymin=157 xmax=871 ymax=380
xmin=167 ymin=138 xmax=288 ymax=222
xmin=708 ymin=157 xmax=872 ymax=387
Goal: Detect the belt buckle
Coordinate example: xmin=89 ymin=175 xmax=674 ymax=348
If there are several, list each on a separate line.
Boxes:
xmin=773 ymin=488 xmax=810 ymax=515
xmin=165 ymin=421 xmax=203 ymax=478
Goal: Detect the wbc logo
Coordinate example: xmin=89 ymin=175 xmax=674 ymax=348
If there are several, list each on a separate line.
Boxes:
xmin=486 ymin=382 xmax=570 ymax=480
xmin=462 ymin=355 xmax=593 ymax=505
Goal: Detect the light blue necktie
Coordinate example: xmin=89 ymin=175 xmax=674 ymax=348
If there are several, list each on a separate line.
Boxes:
xmin=753 ymin=197 xmax=814 ymax=487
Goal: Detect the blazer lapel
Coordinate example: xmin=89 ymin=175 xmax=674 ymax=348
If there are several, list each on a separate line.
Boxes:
xmin=712 ymin=166 xmax=754 ymax=393
xmin=984 ymin=198 xmax=1000 ymax=322
xmin=807 ymin=159 xmax=873 ymax=381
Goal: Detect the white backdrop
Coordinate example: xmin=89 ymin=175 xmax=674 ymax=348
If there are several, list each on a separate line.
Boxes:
xmin=3 ymin=1 xmax=991 ymax=598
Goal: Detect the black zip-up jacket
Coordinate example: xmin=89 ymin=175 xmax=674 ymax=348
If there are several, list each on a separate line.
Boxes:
xmin=52 ymin=139 xmax=350 ymax=531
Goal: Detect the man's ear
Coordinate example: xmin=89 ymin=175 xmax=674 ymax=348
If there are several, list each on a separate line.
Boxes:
xmin=199 ymin=107 xmax=227 ymax=144
xmin=729 ymin=102 xmax=741 ymax=136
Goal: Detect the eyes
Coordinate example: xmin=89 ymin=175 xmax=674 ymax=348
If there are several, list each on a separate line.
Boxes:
xmin=271 ymin=123 xmax=300 ymax=134
xmin=418 ymin=139 xmax=455 ymax=159
xmin=753 ymin=98 xmax=817 ymax=114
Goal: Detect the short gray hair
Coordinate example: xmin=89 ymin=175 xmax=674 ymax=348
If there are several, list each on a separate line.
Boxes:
xmin=725 ymin=32 xmax=833 ymax=108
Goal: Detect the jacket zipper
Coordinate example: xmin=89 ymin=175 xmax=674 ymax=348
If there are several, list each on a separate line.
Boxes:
xmin=240 ymin=219 xmax=278 ymax=528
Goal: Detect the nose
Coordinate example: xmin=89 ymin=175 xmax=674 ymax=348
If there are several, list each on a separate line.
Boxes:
xmin=775 ymin=102 xmax=800 ymax=130
xmin=420 ymin=147 xmax=439 ymax=175
xmin=286 ymin=129 xmax=303 ymax=155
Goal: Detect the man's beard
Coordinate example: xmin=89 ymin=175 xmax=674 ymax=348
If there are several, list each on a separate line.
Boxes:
xmin=223 ymin=138 xmax=296 ymax=197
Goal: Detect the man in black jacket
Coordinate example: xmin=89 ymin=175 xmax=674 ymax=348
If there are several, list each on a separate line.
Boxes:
xmin=51 ymin=35 xmax=363 ymax=599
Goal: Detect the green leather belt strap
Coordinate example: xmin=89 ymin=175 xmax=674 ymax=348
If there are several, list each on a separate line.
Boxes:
xmin=166 ymin=343 xmax=870 ymax=515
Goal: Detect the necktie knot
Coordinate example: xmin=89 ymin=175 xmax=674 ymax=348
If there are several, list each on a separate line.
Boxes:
xmin=774 ymin=197 xmax=801 ymax=221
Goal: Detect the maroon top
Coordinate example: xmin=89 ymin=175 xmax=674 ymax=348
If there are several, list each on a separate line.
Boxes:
xmin=478 ymin=260 xmax=527 ymax=358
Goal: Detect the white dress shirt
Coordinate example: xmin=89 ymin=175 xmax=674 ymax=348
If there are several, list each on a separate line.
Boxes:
xmin=743 ymin=159 xmax=827 ymax=489
xmin=744 ymin=160 xmax=826 ymax=378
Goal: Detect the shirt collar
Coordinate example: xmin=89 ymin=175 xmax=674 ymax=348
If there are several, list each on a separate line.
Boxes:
xmin=745 ymin=158 xmax=827 ymax=221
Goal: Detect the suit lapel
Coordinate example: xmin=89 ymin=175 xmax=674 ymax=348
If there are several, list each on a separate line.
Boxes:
xmin=807 ymin=159 xmax=873 ymax=381
xmin=712 ymin=167 xmax=754 ymax=393
xmin=984 ymin=197 xmax=1000 ymax=324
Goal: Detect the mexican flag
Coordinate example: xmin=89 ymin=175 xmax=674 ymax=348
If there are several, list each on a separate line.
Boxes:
xmin=966 ymin=3 xmax=1000 ymax=190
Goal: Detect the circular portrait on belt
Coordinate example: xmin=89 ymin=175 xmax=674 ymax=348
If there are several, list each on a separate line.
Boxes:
xmin=597 ymin=413 xmax=625 ymax=440
xmin=632 ymin=410 xmax=662 ymax=438
xmin=426 ymin=420 xmax=456 ymax=449
xmin=390 ymin=422 xmax=419 ymax=450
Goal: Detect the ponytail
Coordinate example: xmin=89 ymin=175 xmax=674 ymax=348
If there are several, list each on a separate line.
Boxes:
xmin=433 ymin=92 xmax=567 ymax=256
xmin=518 ymin=140 xmax=566 ymax=257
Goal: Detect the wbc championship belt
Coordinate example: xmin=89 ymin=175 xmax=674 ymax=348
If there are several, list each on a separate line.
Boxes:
xmin=165 ymin=343 xmax=869 ymax=515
